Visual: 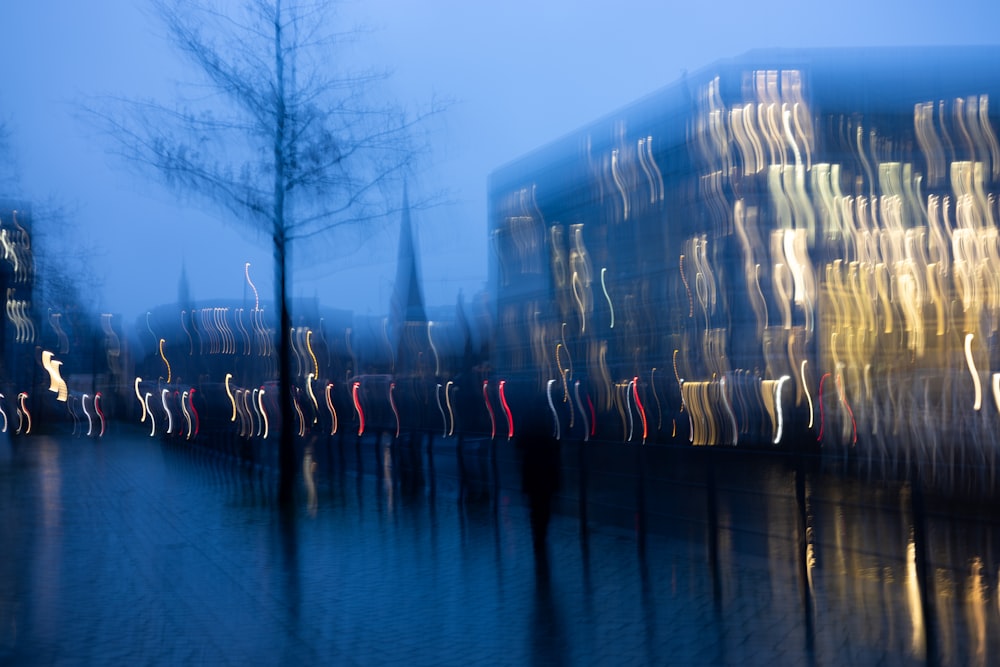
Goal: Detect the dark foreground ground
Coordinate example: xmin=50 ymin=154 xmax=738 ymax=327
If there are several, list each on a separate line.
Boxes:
xmin=1 ymin=429 xmax=999 ymax=666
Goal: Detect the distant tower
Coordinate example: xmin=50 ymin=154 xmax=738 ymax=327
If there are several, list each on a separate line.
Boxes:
xmin=177 ymin=260 xmax=193 ymax=312
xmin=390 ymin=182 xmax=426 ymax=324
xmin=389 ymin=182 xmax=429 ymax=376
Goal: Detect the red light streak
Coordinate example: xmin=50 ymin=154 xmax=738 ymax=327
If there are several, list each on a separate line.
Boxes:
xmin=94 ymin=392 xmax=106 ymax=437
xmin=499 ymin=380 xmax=514 ymax=439
xmin=835 ymin=373 xmax=858 ymax=446
xmin=352 ymin=381 xmax=365 ymax=436
xmin=632 ymin=376 xmax=648 ymax=444
xmin=483 ymin=381 xmax=496 ymax=440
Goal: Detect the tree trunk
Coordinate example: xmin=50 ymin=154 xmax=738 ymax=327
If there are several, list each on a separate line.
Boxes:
xmin=274 ymin=0 xmax=295 ymax=508
xmin=277 ymin=234 xmax=295 ymax=506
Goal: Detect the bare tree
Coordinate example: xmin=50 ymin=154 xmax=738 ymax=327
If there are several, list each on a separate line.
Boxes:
xmin=90 ymin=0 xmax=439 ymax=505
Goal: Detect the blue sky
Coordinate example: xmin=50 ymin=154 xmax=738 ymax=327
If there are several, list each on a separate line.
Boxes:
xmin=2 ymin=0 xmax=999 ymax=321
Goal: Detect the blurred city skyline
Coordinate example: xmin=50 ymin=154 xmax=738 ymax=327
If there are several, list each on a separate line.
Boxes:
xmin=2 ymin=0 xmax=999 ymax=320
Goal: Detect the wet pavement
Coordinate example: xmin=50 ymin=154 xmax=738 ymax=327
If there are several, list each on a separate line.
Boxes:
xmin=1 ymin=429 xmax=999 ymax=665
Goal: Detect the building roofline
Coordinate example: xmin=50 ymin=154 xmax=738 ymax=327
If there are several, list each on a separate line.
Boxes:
xmin=489 ymin=45 xmax=1000 ymax=186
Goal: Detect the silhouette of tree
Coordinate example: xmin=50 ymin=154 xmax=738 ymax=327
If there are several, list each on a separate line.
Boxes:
xmin=89 ymin=0 xmax=440 ymax=505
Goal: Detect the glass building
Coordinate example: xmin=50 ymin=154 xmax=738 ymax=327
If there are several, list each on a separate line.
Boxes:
xmin=488 ymin=47 xmax=1000 ymax=453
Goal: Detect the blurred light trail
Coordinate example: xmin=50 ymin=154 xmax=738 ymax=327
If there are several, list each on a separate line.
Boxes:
xmin=94 ymin=392 xmax=106 ymax=438
xmin=499 ymin=380 xmax=513 ymax=439
xmin=483 ymin=380 xmax=496 ymax=440
xmin=17 ymin=392 xmax=30 ymax=435
xmin=305 ymin=374 xmax=319 ymax=425
xmin=435 ymin=383 xmax=446 ymax=437
xmin=134 ymin=377 xmax=147 ymax=423
xmin=325 ymin=383 xmax=338 ymax=435
xmin=144 ymin=392 xmax=155 ymax=437
xmin=546 ymin=379 xmax=560 ymax=440
xmin=225 ymin=373 xmax=237 ymax=422
xmin=574 ymin=380 xmax=589 ymax=442
xmin=82 ymin=393 xmax=93 ymax=437
xmin=389 ymin=382 xmax=400 ymax=438
xmin=352 ymin=381 xmax=364 ymax=436
xmin=158 ymin=338 xmax=171 ymax=383
xmin=41 ymin=351 xmax=68 ymax=402
xmin=632 ymin=376 xmax=648 ymax=444
xmin=161 ymin=389 xmax=174 ymax=434
xmin=965 ymin=333 xmax=983 ymax=411
xmin=257 ymin=388 xmax=269 ymax=439
xmin=445 ymin=380 xmax=455 ymax=437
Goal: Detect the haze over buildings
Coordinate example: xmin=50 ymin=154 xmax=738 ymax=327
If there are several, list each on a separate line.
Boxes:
xmin=1 ymin=0 xmax=999 ymax=320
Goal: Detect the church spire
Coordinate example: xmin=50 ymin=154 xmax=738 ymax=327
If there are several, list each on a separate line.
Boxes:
xmin=390 ymin=181 xmax=430 ymax=377
xmin=177 ymin=258 xmax=193 ymax=310
xmin=390 ymin=181 xmax=426 ymax=325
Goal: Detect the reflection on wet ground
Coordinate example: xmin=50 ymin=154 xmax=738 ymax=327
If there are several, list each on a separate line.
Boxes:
xmin=0 ymin=430 xmax=999 ymax=665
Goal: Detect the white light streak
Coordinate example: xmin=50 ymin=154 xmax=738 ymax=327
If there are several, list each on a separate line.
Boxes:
xmin=161 ymin=389 xmax=174 ymax=434
xmin=445 ymin=380 xmax=456 ymax=437
xmin=325 ymin=383 xmax=338 ymax=435
xmin=965 ymin=333 xmax=983 ymax=411
xmin=546 ymin=379 xmax=560 ymax=440
xmin=801 ymin=360 xmax=814 ymax=429
xmin=574 ymin=380 xmax=589 ymax=442
xmin=258 ymin=388 xmax=269 ymax=439
xmin=82 ymin=393 xmax=93 ymax=436
xmin=181 ymin=390 xmax=192 ymax=440
xmin=134 ymin=377 xmax=147 ymax=422
xmin=600 ymin=268 xmax=615 ymax=328
xmin=144 ymin=393 xmax=155 ymax=436
xmin=774 ymin=375 xmax=791 ymax=444
xmin=225 ymin=373 xmax=237 ymax=421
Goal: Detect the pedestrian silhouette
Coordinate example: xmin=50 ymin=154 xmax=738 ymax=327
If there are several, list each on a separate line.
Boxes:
xmin=518 ymin=404 xmax=561 ymax=579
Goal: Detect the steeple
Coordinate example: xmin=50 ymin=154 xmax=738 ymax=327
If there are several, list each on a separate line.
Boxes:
xmin=390 ymin=181 xmax=426 ymax=325
xmin=177 ymin=259 xmax=193 ymax=310
xmin=390 ymin=182 xmax=430 ymax=377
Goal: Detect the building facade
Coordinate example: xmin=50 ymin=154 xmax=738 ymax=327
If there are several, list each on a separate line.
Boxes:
xmin=489 ymin=47 xmax=1000 ymax=452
